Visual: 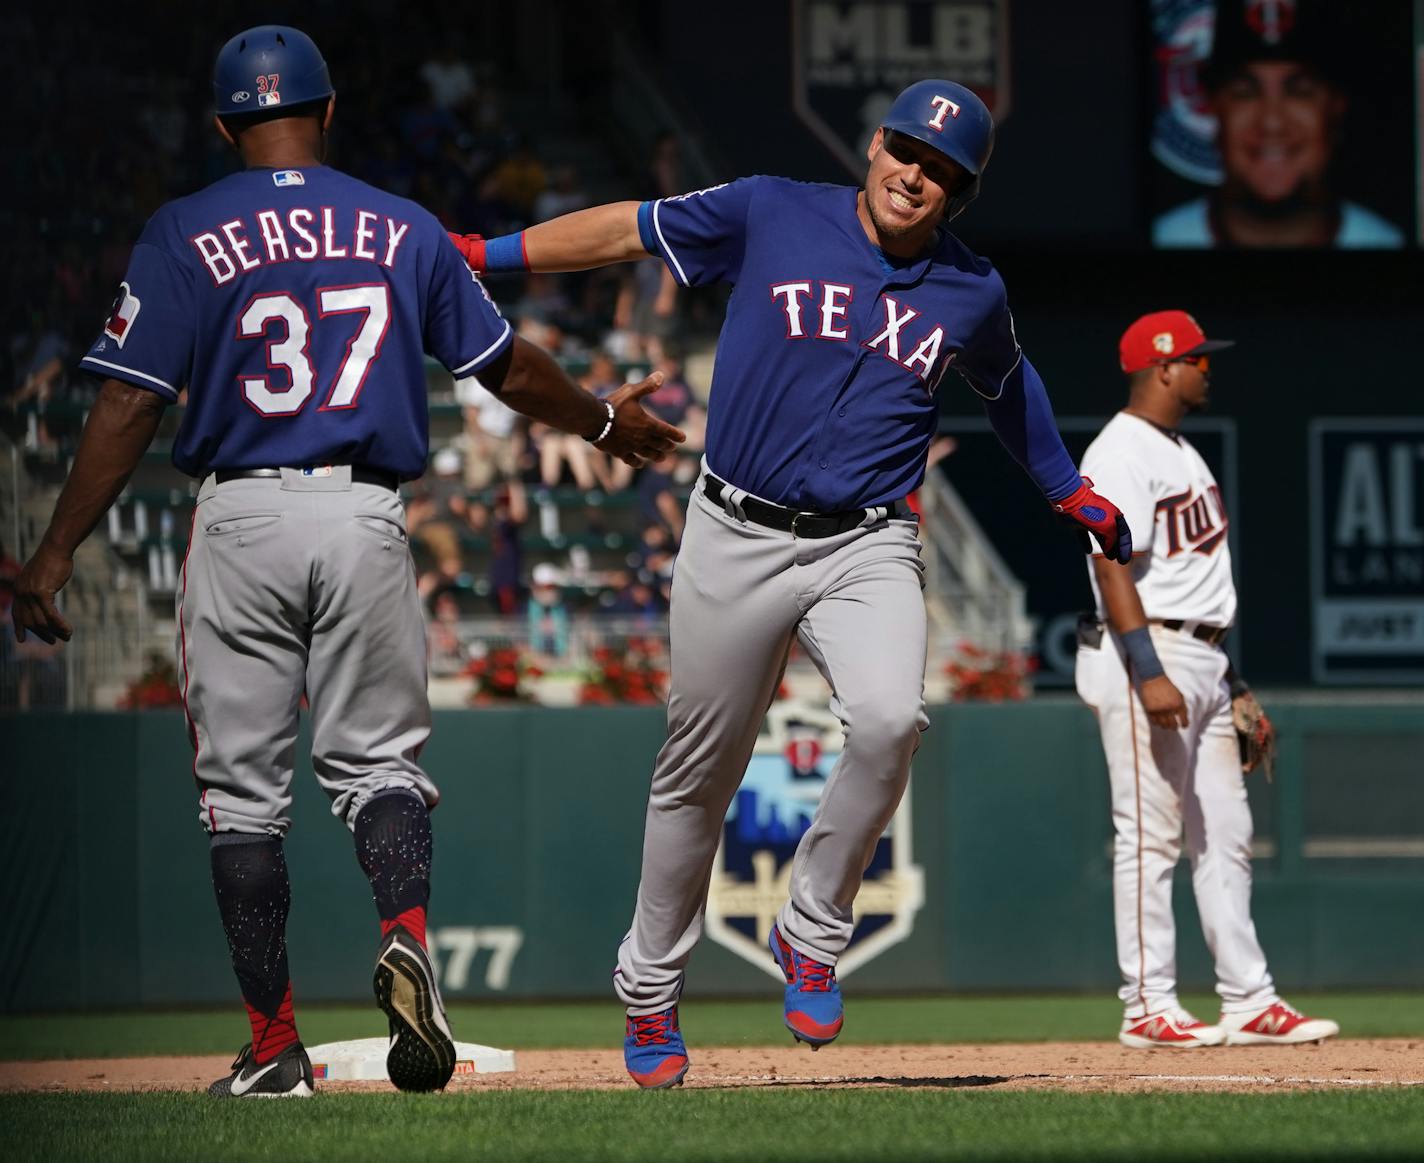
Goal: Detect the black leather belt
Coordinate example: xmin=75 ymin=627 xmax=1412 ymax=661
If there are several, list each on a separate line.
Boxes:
xmin=1077 ymin=615 xmax=1228 ymax=649
xmin=213 ymin=466 xmax=398 ymax=491
xmin=1157 ymin=619 xmax=1230 ymax=647
xmin=703 ymin=474 xmax=908 ymax=539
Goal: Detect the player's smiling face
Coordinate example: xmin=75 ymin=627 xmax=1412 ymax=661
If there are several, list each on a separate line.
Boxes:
xmin=860 ymin=129 xmax=965 ymax=253
xmin=1213 ymin=62 xmax=1342 ymax=204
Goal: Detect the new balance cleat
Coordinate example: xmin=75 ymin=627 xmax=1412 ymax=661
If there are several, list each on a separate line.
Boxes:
xmin=1119 ymin=1008 xmax=1225 ymax=1049
xmin=1219 ymin=1001 xmax=1339 ymax=1046
xmin=624 ymin=1006 xmax=690 ymax=1089
xmin=769 ymin=925 xmax=843 ymax=1048
xmin=374 ymin=925 xmax=457 ymax=1091
xmin=208 ymin=1041 xmax=315 ymax=1097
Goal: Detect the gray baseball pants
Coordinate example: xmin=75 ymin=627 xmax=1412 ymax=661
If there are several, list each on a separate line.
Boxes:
xmin=615 ymin=479 xmax=929 ymax=1015
xmin=178 ymin=467 xmax=437 ymax=836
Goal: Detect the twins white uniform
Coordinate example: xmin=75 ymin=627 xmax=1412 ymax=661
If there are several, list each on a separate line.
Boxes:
xmin=1074 ymin=412 xmax=1279 ymax=1022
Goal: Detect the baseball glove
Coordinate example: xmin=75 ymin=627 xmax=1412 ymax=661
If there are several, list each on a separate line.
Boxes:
xmin=1231 ymin=686 xmax=1276 ymax=781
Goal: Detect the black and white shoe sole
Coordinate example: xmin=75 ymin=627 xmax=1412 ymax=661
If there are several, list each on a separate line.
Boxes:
xmin=374 ymin=933 xmax=457 ymax=1092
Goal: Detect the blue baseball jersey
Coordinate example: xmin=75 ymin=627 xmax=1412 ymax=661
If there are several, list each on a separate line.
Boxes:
xmin=81 ymin=165 xmax=512 ymax=480
xmin=637 ymin=176 xmax=1045 ymax=511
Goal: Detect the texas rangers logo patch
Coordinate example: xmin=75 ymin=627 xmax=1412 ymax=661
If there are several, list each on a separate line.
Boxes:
xmin=102 ymin=281 xmax=141 ymax=348
xmin=705 ymin=704 xmax=924 ymax=979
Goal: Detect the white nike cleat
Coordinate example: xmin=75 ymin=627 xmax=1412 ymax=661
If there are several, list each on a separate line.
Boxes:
xmin=1219 ymin=1001 xmax=1340 ymax=1046
xmin=1119 ymin=1008 xmax=1226 ymax=1049
xmin=207 ymin=1041 xmax=314 ymax=1097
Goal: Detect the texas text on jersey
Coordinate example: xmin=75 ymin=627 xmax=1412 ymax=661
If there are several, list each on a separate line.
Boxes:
xmin=638 ymin=176 xmax=1032 ymax=513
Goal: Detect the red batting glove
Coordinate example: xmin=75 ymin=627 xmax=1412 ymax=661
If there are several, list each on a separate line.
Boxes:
xmin=1054 ymin=477 xmax=1133 ymax=564
xmin=447 ymin=232 xmax=487 ymax=271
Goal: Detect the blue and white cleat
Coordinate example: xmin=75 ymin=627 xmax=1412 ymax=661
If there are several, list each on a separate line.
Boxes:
xmin=769 ymin=924 xmax=843 ymax=1049
xmin=624 ymin=1005 xmax=690 ymax=1089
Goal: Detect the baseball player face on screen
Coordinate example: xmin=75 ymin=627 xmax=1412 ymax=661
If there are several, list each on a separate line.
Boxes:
xmin=9 ymin=24 xmax=680 ymax=1099
xmin=1074 ymin=310 xmax=1337 ymax=1050
xmin=451 ymin=78 xmax=1133 ymax=1089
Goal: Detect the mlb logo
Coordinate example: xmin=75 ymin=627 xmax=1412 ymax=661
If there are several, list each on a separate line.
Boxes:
xmin=302 ymin=465 xmax=334 ymax=478
xmin=258 ymin=90 xmax=282 ymax=108
xmin=273 ymin=170 xmax=305 ymax=187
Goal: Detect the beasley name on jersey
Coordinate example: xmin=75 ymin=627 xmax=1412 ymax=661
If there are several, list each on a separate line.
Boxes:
xmin=81 ymin=165 xmax=511 ymax=480
xmin=638 ymin=176 xmax=1022 ymax=512
xmin=1081 ymin=413 xmax=1238 ymax=628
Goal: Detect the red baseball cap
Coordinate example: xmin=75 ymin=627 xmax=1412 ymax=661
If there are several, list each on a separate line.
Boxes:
xmin=1119 ymin=310 xmax=1235 ymax=374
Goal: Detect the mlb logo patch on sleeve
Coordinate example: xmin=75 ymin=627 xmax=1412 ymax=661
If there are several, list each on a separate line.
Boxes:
xmin=273 ymin=170 xmax=305 ymax=187
xmin=103 ymin=281 xmax=141 ymax=347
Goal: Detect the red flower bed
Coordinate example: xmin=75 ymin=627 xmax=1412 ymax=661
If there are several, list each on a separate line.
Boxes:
xmin=579 ymin=637 xmax=669 ymax=705
xmin=117 ymin=653 xmax=184 ymax=710
xmin=463 ymin=645 xmax=543 ymax=705
xmin=943 ymin=641 xmax=1035 ymax=702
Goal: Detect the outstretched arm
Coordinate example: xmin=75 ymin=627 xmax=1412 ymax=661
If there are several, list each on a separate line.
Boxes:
xmin=12 ymin=379 xmax=167 ymax=643
xmin=980 ymin=355 xmax=1132 ymax=563
xmin=480 ymin=335 xmax=684 ymax=469
xmin=452 ymin=202 xmax=650 ymax=273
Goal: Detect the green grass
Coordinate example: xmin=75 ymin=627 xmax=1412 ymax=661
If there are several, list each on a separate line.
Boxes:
xmin=4 ymin=1090 xmax=1423 ymax=1163
xmin=3 ymin=992 xmax=1421 ymax=1061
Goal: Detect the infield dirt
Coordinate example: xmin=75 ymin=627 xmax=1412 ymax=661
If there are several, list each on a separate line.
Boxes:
xmin=2 ymin=1039 xmax=1419 ymax=1095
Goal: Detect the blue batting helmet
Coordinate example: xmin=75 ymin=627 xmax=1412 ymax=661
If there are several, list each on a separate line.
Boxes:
xmin=213 ymin=25 xmax=333 ymax=118
xmin=880 ymin=80 xmax=995 ymax=220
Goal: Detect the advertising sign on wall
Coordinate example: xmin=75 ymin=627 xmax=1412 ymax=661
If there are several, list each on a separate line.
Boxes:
xmin=1310 ymin=420 xmax=1424 ymax=683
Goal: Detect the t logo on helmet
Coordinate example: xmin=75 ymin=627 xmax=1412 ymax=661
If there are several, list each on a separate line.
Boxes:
xmin=928 ymin=95 xmax=961 ymax=131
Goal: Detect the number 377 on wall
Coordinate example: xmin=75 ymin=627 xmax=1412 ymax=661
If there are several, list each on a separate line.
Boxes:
xmin=427 ymin=926 xmax=524 ymax=992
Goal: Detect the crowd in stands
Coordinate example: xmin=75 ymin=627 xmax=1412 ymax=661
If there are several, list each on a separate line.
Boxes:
xmin=4 ymin=8 xmax=714 ymax=681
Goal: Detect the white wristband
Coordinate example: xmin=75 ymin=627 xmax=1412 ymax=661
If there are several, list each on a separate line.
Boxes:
xmin=588 ymin=400 xmax=615 ymax=446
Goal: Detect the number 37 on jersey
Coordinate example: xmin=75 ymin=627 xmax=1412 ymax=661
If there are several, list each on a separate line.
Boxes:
xmin=235 ymin=283 xmax=390 ymax=416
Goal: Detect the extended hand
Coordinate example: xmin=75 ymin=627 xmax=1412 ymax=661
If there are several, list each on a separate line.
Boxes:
xmin=1054 ymin=477 xmax=1132 ymax=564
xmin=1138 ymin=674 xmax=1189 ymax=730
xmin=447 ymin=232 xmax=486 ymax=271
xmin=11 ymin=545 xmax=75 ymax=644
xmin=597 ymin=372 xmax=687 ymax=468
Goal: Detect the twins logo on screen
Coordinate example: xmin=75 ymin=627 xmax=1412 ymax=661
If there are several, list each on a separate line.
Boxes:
xmin=1149 ymin=0 xmax=1222 ymax=184
xmin=705 ymin=704 xmax=925 ymax=978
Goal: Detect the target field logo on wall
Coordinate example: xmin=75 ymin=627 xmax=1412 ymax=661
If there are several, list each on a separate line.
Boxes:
xmin=704 ymin=703 xmax=925 ymax=978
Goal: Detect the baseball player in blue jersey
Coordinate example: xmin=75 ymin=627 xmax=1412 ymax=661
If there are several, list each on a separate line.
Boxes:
xmin=10 ymin=25 xmax=682 ymax=1098
xmin=453 ymin=79 xmax=1133 ymax=1090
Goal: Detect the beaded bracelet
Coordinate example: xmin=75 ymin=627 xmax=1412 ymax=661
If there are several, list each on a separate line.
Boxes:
xmin=588 ymin=400 xmax=615 ymax=446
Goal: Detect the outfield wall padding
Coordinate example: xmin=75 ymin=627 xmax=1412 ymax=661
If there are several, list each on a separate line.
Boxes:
xmin=2 ymin=700 xmax=1420 ymax=1011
